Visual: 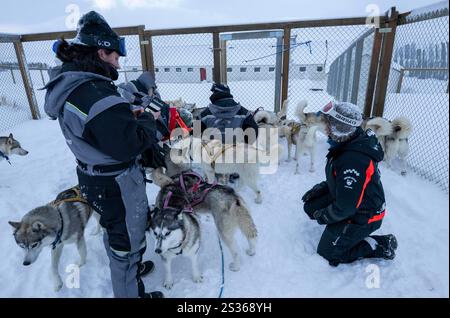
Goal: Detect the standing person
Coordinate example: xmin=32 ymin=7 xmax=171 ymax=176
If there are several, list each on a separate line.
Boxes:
xmin=302 ymin=101 xmax=398 ymax=266
xmin=43 ymin=11 xmax=164 ymax=298
xmin=199 ymin=82 xmax=259 ymax=144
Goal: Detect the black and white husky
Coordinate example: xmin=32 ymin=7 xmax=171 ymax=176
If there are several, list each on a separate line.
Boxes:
xmin=151 ymin=170 xmax=257 ymax=289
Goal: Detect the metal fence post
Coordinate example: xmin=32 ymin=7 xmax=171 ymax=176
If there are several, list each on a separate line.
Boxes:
xmin=212 ymin=32 xmax=222 ymax=83
xmin=13 ymin=41 xmax=40 ymax=119
xmin=364 ymin=29 xmax=383 ymax=117
xmin=351 ymin=39 xmax=364 ymax=104
xmin=281 ymin=27 xmax=291 ymax=108
xmin=342 ymin=47 xmax=353 ymax=102
xmin=372 ymin=7 xmax=399 ymax=117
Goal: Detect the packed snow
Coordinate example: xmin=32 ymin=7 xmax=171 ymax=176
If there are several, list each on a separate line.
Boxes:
xmin=0 ymin=118 xmax=448 ymax=298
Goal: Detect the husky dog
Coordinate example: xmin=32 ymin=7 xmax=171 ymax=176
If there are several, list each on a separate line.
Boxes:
xmin=296 ymin=100 xmax=327 ymax=133
xmin=384 ymin=117 xmax=412 ymax=175
xmin=280 ymin=122 xmax=319 ymax=174
xmin=193 ymin=139 xmax=265 ymax=204
xmin=149 ymin=203 xmax=202 ymax=290
xmin=364 ymin=116 xmax=412 ymax=175
xmin=165 ymin=97 xmax=196 ymax=112
xmin=153 ymin=170 xmax=257 ymax=281
xmin=0 ymin=133 xmax=29 ymax=163
xmin=363 ymin=117 xmax=393 ymax=151
xmin=253 ymin=99 xmax=289 ymax=130
xmin=8 ymin=186 xmax=96 ymax=291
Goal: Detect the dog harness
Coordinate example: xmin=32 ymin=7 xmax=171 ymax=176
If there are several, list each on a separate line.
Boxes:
xmin=178 ymin=171 xmax=217 ymax=207
xmin=49 ymin=186 xmax=90 ymax=249
xmin=0 ymin=150 xmax=11 ymax=165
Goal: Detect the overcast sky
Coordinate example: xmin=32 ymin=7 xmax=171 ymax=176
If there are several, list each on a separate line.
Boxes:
xmin=0 ymin=0 xmax=442 ymax=34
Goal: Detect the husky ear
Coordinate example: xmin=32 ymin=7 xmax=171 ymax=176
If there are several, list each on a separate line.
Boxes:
xmin=7 ymin=134 xmax=13 ymax=144
xmin=31 ymin=221 xmax=45 ymax=232
xmin=8 ymin=221 xmax=21 ymax=230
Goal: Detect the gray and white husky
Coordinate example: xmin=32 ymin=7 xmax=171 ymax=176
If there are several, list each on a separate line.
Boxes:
xmin=151 ymin=170 xmax=257 ymax=289
xmin=8 ymin=187 xmax=97 ymax=291
xmin=150 ymin=202 xmax=202 ymax=290
xmin=0 ymin=133 xmax=28 ymax=162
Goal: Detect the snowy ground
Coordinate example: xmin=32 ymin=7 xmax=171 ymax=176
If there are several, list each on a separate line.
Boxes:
xmin=0 ymin=118 xmax=448 ymax=298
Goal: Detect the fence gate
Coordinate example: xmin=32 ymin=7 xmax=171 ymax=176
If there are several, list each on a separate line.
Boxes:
xmin=219 ymin=30 xmax=284 ymax=112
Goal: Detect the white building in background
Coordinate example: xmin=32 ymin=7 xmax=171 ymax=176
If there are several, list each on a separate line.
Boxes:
xmin=151 ymin=37 xmax=327 ymax=83
xmin=152 ymin=63 xmax=326 ymax=83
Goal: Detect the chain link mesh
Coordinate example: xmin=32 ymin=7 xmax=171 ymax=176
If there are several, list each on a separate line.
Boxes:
xmin=0 ymin=41 xmax=32 ymax=133
xmin=152 ymin=33 xmax=213 ymax=107
xmin=287 ymin=25 xmax=374 ymax=118
xmin=384 ymin=13 xmax=449 ymax=191
xmin=1 ymin=13 xmax=448 ymax=193
xmin=225 ymin=36 xmax=278 ymax=112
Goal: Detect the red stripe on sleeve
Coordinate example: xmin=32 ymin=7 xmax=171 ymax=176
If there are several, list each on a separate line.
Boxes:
xmin=356 ymin=160 xmax=375 ymax=209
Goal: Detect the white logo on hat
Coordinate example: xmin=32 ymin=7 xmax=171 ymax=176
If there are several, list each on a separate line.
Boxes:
xmin=98 ymin=40 xmax=111 ymax=47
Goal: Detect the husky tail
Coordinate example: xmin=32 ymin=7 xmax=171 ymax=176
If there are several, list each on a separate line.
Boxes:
xmin=277 ymin=99 xmax=289 ymax=120
xmin=295 ymin=100 xmax=308 ymax=123
xmin=391 ymin=116 xmax=412 ymax=139
xmin=365 ymin=117 xmax=393 ymax=137
xmin=233 ymin=197 xmax=257 ymax=240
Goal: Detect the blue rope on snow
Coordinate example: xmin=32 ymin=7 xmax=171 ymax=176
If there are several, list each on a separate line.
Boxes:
xmin=217 ymin=233 xmax=225 ymax=298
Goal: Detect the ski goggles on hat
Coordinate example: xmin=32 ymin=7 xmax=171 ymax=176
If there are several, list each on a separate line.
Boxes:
xmin=320 ymin=101 xmax=362 ymax=127
xmin=52 ymin=35 xmax=127 ymax=57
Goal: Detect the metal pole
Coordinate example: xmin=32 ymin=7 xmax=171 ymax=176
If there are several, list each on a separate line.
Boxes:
xmin=281 ymin=27 xmax=291 ymax=108
xmin=351 ymin=39 xmax=364 ymax=104
xmin=274 ymin=36 xmax=283 ymax=112
xmin=212 ymin=32 xmax=222 ymax=83
xmin=364 ymin=29 xmax=383 ymax=117
xmin=372 ymin=7 xmax=399 ymax=117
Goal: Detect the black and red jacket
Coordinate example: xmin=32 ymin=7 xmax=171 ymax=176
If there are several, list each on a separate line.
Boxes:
xmin=317 ymin=128 xmax=386 ymax=225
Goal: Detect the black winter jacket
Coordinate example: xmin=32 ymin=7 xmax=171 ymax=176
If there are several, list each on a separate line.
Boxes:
xmin=315 ymin=128 xmax=386 ymax=224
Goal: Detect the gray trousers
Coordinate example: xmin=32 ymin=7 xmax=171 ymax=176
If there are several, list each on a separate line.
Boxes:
xmin=78 ymin=164 xmax=149 ymax=297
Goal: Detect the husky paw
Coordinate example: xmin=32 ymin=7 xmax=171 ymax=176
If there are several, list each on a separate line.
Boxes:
xmin=163 ymin=280 xmax=174 ymax=290
xmin=53 ymin=278 xmax=63 ymax=292
xmin=193 ymin=275 xmax=204 ymax=283
xmin=229 ymin=262 xmax=240 ymax=272
xmin=246 ymin=248 xmax=256 ymax=256
xmin=309 ymin=167 xmax=315 ymax=173
xmin=254 ymin=197 xmax=262 ymax=204
xmin=401 ymin=171 xmax=407 ymax=176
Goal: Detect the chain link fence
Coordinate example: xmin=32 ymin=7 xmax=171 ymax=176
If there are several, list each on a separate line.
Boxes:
xmin=0 ymin=38 xmax=32 ymax=133
xmin=383 ymin=7 xmax=449 ymax=191
xmin=1 ymin=9 xmax=449 ymax=192
xmin=300 ymin=25 xmax=374 ymax=115
xmin=152 ymin=33 xmax=213 ymax=108
xmin=225 ymin=36 xmax=279 ymax=112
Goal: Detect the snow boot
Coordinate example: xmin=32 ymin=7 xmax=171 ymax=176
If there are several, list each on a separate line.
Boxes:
xmin=371 ymin=234 xmax=398 ymax=260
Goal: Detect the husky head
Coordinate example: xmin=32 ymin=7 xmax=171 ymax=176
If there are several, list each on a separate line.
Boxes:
xmin=150 ymin=207 xmax=185 ymax=255
xmin=9 ymin=206 xmax=58 ymax=266
xmin=0 ymin=133 xmax=29 ymax=157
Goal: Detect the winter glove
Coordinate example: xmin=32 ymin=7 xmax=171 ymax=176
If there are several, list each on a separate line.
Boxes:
xmin=313 ymin=209 xmax=327 ymax=225
xmin=301 ymin=181 xmax=329 ymax=202
xmin=140 ymin=144 xmax=166 ymax=169
xmin=303 ymin=192 xmax=333 ymax=220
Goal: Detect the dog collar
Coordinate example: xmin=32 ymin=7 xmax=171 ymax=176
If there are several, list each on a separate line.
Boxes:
xmin=51 ymin=209 xmax=64 ymax=250
xmin=0 ymin=150 xmax=11 ymax=165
